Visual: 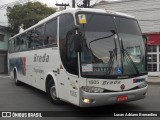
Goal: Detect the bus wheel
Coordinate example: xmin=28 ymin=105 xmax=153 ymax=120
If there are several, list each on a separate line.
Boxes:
xmin=14 ymin=70 xmax=22 ymax=86
xmin=47 ymin=80 xmax=62 ymax=104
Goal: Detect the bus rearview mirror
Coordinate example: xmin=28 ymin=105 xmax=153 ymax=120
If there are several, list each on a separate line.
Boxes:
xmin=74 ymin=34 xmax=81 ymax=52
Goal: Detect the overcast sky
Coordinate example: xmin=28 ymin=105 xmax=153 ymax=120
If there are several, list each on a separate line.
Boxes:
xmin=0 ymin=0 xmax=120 ymax=26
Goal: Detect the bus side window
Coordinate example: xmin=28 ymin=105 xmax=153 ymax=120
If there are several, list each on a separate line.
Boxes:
xmin=44 ymin=19 xmax=57 ymax=46
xmin=27 ymin=29 xmax=34 ymax=49
xmin=35 ymin=25 xmax=44 ymax=48
xmin=8 ymin=41 xmax=11 ymax=53
xmin=19 ymin=33 xmax=27 ymax=51
xmin=11 ymin=39 xmax=15 ymax=52
xmin=15 ymin=37 xmax=20 ymax=52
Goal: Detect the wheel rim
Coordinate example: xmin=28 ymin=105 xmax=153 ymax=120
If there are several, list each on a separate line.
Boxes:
xmin=50 ymin=85 xmax=57 ymax=100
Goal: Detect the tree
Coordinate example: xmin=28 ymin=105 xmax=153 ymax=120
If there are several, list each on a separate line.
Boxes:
xmin=7 ymin=2 xmax=56 ymax=34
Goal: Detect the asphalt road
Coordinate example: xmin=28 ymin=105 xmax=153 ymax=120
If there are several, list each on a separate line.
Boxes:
xmin=0 ymin=76 xmax=160 ymax=120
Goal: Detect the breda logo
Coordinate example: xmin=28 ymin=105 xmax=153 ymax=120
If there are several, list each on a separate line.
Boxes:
xmin=120 ymin=84 xmax=125 ymax=90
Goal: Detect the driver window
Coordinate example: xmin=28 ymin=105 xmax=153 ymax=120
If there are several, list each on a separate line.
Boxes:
xmin=59 ymin=13 xmax=78 ymax=75
xmin=66 ymin=30 xmax=78 ymax=75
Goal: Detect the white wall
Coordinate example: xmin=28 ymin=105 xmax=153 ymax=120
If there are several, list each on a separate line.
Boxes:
xmin=94 ymin=0 xmax=160 ymax=33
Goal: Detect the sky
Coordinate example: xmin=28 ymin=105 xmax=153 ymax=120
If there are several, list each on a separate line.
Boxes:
xmin=0 ymin=0 xmax=120 ymax=26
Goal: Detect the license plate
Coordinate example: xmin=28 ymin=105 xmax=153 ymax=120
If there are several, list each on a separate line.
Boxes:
xmin=117 ymin=95 xmax=128 ymax=102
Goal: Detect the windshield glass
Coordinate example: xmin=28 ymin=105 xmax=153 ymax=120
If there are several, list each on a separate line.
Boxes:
xmin=77 ymin=13 xmax=146 ymax=78
xmin=115 ymin=17 xmax=146 ymax=75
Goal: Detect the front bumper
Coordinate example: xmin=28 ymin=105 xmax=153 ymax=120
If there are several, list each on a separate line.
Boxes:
xmin=79 ymin=85 xmax=148 ymax=107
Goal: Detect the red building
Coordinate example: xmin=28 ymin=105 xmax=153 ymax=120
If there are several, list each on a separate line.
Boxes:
xmin=146 ymin=33 xmax=160 ymax=76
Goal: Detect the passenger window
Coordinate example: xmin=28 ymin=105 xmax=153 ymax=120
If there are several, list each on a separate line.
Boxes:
xmin=11 ymin=39 xmax=15 ymax=52
xmin=15 ymin=37 xmax=20 ymax=52
xmin=8 ymin=40 xmax=11 ymax=53
xmin=35 ymin=25 xmax=44 ymax=48
xmin=44 ymin=19 xmax=57 ymax=46
xmin=19 ymin=33 xmax=27 ymax=51
xmin=27 ymin=29 xmax=34 ymax=49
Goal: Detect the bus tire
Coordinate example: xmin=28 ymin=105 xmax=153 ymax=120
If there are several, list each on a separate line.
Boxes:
xmin=47 ymin=79 xmax=62 ymax=105
xmin=14 ymin=70 xmax=22 ymax=86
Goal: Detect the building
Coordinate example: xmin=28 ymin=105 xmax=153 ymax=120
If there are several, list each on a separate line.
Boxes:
xmin=0 ymin=25 xmax=11 ymax=74
xmin=94 ymin=0 xmax=160 ymax=76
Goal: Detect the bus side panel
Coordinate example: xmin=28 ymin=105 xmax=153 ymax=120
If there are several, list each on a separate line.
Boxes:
xmin=8 ymin=52 xmax=28 ymax=83
xmin=40 ymin=47 xmax=60 ymax=92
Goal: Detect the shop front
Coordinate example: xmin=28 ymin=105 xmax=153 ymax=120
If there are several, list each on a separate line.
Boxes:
xmin=147 ymin=33 xmax=160 ymax=76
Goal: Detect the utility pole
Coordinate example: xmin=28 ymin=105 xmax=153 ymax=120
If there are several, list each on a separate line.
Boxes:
xmin=72 ymin=0 xmax=75 ymax=8
xmin=83 ymin=0 xmax=90 ymax=8
xmin=55 ymin=3 xmax=70 ymax=9
xmin=88 ymin=0 xmax=90 ymax=8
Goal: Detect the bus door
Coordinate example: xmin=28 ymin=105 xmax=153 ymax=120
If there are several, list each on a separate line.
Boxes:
xmin=56 ymin=66 xmax=79 ymax=105
xmin=56 ymin=32 xmax=80 ymax=105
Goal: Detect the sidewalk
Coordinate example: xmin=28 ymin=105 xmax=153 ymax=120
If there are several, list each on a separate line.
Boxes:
xmin=148 ymin=76 xmax=160 ymax=84
xmin=0 ymin=74 xmax=11 ymax=78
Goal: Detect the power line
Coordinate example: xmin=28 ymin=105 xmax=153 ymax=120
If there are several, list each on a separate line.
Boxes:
xmin=76 ymin=0 xmax=83 ymax=5
xmin=90 ymin=0 xmax=101 ymax=7
xmin=94 ymin=0 xmax=101 ymax=5
xmin=55 ymin=0 xmax=70 ymax=9
xmin=77 ymin=0 xmax=90 ymax=8
xmin=55 ymin=3 xmax=70 ymax=9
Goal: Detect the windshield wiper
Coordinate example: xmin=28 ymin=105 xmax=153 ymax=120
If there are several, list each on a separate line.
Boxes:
xmin=120 ymin=39 xmax=140 ymax=75
xmin=107 ymin=48 xmax=117 ymax=74
xmin=89 ymin=30 xmax=116 ymax=49
xmin=88 ymin=30 xmax=118 ymax=74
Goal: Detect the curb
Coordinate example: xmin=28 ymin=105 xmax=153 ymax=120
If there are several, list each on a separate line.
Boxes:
xmin=148 ymin=77 xmax=160 ymax=84
xmin=147 ymin=81 xmax=160 ymax=85
xmin=0 ymin=75 xmax=11 ymax=78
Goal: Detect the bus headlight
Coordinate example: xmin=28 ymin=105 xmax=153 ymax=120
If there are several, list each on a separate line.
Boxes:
xmin=138 ymin=81 xmax=147 ymax=88
xmin=82 ymin=98 xmax=94 ymax=104
xmin=81 ymin=86 xmax=104 ymax=93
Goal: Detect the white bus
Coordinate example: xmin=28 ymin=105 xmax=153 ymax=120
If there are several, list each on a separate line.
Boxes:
xmin=8 ymin=8 xmax=148 ymax=107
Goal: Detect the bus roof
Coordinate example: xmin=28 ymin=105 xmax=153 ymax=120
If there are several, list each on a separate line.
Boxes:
xmin=10 ymin=8 xmax=135 ymax=39
xmin=38 ymin=8 xmax=134 ymax=24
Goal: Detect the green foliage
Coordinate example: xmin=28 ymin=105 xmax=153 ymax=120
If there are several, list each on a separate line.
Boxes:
xmin=7 ymin=2 xmax=56 ymax=34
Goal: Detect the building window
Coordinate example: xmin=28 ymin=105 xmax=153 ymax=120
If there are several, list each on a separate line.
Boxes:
xmin=0 ymin=34 xmax=5 ymax=41
xmin=147 ymin=45 xmax=157 ymax=52
xmin=147 ymin=54 xmax=157 ymax=62
xmin=148 ymin=64 xmax=157 ymax=72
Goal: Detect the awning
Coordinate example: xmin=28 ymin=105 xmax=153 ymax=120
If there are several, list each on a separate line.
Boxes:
xmin=147 ymin=34 xmax=160 ymax=45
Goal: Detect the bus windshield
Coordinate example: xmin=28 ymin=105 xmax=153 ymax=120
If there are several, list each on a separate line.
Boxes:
xmin=77 ymin=13 xmax=146 ymax=78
